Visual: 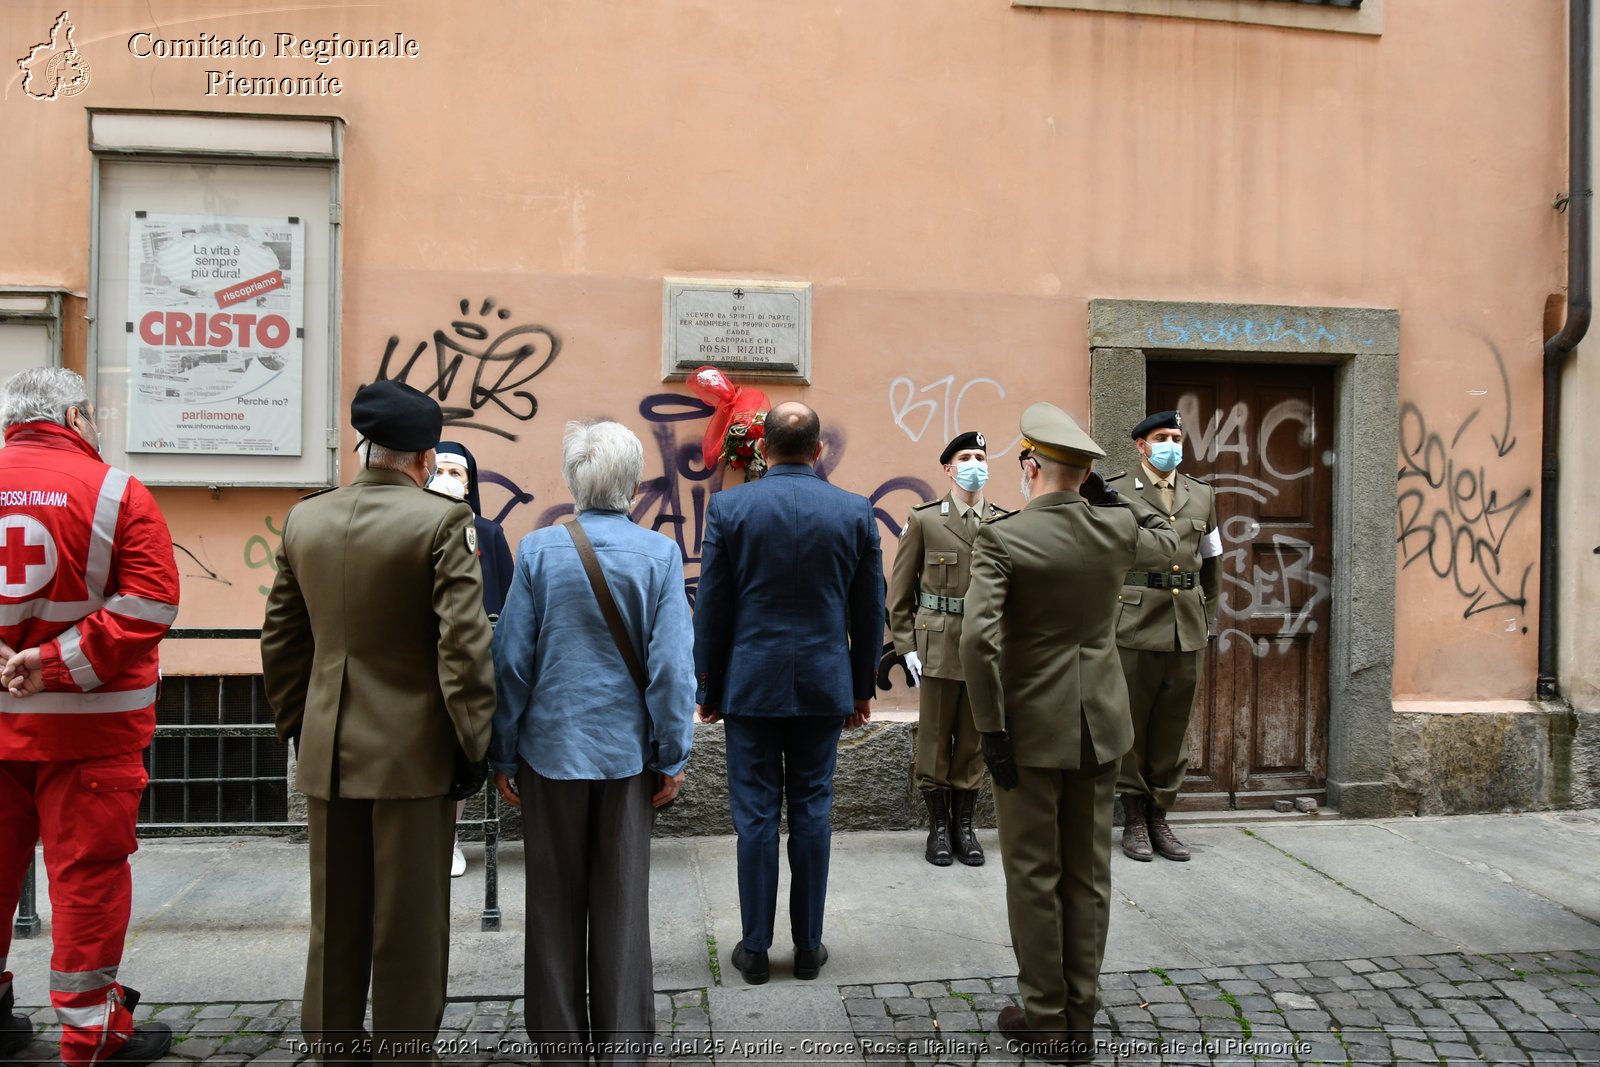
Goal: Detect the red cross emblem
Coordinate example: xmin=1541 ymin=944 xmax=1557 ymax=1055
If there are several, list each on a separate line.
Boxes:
xmin=0 ymin=516 xmax=58 ymax=598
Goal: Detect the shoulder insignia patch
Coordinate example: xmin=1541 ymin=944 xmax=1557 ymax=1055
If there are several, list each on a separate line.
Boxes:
xmin=987 ymin=502 xmax=1013 ymax=517
xmin=911 ymin=498 xmax=941 ymax=511
xmin=1104 ymin=470 xmax=1128 ymax=482
xmin=465 ymin=525 xmax=478 ymax=553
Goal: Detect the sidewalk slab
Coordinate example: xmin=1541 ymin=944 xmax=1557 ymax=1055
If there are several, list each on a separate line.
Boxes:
xmin=704 ymin=985 xmax=860 ymax=1063
xmin=1378 ymin=811 xmax=1600 ymax=923
xmin=1253 ymin=819 xmax=1600 ymax=952
xmin=1105 ymin=825 xmax=1455 ymax=968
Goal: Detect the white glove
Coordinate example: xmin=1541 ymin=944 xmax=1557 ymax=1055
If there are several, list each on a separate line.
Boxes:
xmin=903 ymin=651 xmax=923 ymax=687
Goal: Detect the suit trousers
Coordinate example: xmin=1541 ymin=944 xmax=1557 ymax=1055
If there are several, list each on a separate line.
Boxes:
xmin=912 ymin=676 xmax=985 ymax=792
xmin=0 ymin=754 xmax=144 ymax=1067
xmin=1116 ymin=647 xmax=1202 ymax=811
xmin=516 ymin=766 xmax=656 ymax=1067
xmin=723 ymin=715 xmax=843 ymax=954
xmin=993 ymin=734 xmax=1117 ymax=1035
xmin=303 ymin=793 xmax=454 ymax=1066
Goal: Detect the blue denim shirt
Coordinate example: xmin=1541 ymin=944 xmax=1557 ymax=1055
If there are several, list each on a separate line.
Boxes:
xmin=490 ymin=511 xmax=695 ymax=780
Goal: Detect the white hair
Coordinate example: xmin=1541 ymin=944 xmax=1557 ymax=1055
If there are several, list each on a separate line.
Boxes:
xmin=356 ymin=438 xmax=425 ymax=472
xmin=2 ymin=367 xmax=88 ymax=430
xmin=562 ymin=420 xmax=643 ymax=513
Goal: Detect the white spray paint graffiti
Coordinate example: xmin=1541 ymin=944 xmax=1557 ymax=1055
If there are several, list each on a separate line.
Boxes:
xmin=1177 ymin=394 xmax=1332 ymax=658
xmin=888 ymin=375 xmax=1024 ymax=454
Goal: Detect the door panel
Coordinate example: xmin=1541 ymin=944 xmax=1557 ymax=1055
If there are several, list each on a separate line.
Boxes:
xmin=1148 ymin=361 xmax=1333 ymax=809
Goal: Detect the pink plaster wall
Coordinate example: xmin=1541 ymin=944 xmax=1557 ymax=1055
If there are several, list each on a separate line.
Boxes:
xmin=0 ymin=0 xmax=1567 ymax=699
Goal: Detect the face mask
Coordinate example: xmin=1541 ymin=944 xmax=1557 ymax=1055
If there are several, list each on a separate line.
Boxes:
xmin=953 ymin=459 xmax=989 ymax=493
xmin=428 ymin=472 xmax=467 ymax=499
xmin=1148 ymin=440 xmax=1183 ymax=473
xmin=1019 ymin=468 xmax=1033 ymax=502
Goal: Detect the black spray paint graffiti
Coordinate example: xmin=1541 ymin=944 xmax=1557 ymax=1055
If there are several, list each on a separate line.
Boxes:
xmin=1395 ymin=337 xmax=1532 ymax=625
xmin=374 ymin=297 xmax=561 ymax=441
xmin=1397 ymin=415 xmax=1532 ymax=622
xmin=1176 ymin=394 xmax=1332 ymax=658
xmin=173 ymin=539 xmax=233 ymax=587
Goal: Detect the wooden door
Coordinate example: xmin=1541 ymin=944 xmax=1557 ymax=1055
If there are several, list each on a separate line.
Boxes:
xmin=1148 ymin=361 xmax=1334 ymax=809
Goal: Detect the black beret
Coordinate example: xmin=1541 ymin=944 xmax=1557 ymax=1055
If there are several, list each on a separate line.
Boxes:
xmin=940 ymin=430 xmax=988 ymax=465
xmin=1130 ymin=410 xmax=1183 ymax=440
xmin=351 ymin=380 xmax=443 ymax=452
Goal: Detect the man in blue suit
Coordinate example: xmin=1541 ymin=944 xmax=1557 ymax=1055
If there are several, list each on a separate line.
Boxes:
xmin=694 ymin=401 xmax=884 ymax=985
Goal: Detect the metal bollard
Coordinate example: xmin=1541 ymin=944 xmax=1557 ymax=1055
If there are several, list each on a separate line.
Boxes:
xmin=14 ymin=854 xmax=40 ymax=939
xmin=481 ymin=787 xmax=501 ymax=932
xmin=480 ymin=612 xmax=502 ymax=933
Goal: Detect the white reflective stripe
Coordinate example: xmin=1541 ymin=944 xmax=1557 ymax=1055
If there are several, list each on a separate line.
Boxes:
xmin=104 ymin=594 xmax=179 ymax=626
xmin=82 ymin=468 xmax=129 ymax=600
xmin=55 ymin=1002 xmax=108 ymax=1029
xmin=57 ymin=626 xmax=105 ymax=691
xmin=1200 ymin=526 xmax=1224 ymax=560
xmin=0 ymin=684 xmax=157 ymax=715
xmin=0 ymin=598 xmax=101 ymax=626
xmin=50 ymin=967 xmax=118 ymax=993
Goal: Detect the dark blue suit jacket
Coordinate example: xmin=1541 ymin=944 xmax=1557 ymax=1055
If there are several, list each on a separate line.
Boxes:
xmin=693 ymin=463 xmax=885 ymax=716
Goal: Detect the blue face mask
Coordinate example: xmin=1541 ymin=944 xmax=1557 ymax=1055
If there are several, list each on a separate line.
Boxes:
xmin=954 ymin=459 xmax=989 ymax=492
xmin=1148 ymin=441 xmax=1183 ymax=473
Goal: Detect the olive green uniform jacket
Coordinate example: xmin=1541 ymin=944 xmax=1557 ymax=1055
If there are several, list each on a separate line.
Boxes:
xmin=261 ymin=467 xmax=497 ymax=799
xmin=888 ymin=493 xmax=1010 ymax=680
xmin=1106 ymin=469 xmax=1220 ymax=653
xmin=959 ymin=489 xmax=1179 ymax=768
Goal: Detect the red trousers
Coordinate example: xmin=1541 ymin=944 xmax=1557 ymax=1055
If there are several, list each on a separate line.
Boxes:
xmin=0 ymin=753 xmax=147 ymax=1066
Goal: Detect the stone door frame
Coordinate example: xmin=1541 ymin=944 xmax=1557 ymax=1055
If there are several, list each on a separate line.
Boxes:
xmin=1087 ymin=298 xmax=1401 ymax=818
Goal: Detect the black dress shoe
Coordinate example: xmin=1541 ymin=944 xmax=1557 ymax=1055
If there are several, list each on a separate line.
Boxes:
xmin=105 ymin=1022 xmax=175 ymax=1064
xmin=730 ymin=943 xmax=770 ymax=985
xmin=794 ymin=943 xmax=829 ymax=980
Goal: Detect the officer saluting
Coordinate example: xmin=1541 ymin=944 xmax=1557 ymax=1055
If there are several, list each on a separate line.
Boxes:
xmin=888 ymin=431 xmax=1010 ymax=866
xmin=960 ymin=403 xmax=1177 ymax=1063
xmin=1106 ymin=411 xmax=1222 ymax=863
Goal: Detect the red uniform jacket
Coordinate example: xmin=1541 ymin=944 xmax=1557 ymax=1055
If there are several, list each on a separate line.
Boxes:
xmin=0 ymin=421 xmax=179 ymax=760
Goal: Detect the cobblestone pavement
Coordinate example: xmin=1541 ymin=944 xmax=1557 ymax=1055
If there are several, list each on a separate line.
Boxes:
xmin=9 ymin=949 xmax=1599 ymax=1064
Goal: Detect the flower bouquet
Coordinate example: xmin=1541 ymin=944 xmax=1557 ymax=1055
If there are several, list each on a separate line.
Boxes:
xmin=687 ymin=366 xmax=772 ymax=482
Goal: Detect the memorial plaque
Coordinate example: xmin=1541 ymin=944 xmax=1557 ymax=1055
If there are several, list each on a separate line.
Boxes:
xmin=662 ymin=277 xmax=811 ymax=382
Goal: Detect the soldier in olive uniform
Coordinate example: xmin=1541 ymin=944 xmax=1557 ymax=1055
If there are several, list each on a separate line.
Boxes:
xmin=261 ymin=381 xmax=497 ymax=1066
xmin=1106 ymin=411 xmax=1222 ymax=863
xmin=960 ymin=403 xmax=1177 ymax=1062
xmin=889 ymin=431 xmax=1010 ymax=866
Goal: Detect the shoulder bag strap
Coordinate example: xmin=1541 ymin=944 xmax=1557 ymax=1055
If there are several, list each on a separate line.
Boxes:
xmin=564 ymin=519 xmax=648 ymax=695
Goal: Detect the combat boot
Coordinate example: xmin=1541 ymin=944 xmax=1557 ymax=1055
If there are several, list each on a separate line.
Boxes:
xmin=1120 ymin=795 xmax=1154 ymax=861
xmin=950 ymin=789 xmax=985 ymax=866
xmin=1148 ymin=805 xmax=1191 ymax=861
xmin=922 ymin=789 xmax=954 ymax=866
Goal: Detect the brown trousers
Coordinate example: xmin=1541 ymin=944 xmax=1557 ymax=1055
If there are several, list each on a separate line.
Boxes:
xmin=912 ymin=676 xmax=986 ymax=792
xmin=1116 ymin=646 xmax=1202 ymax=811
xmin=993 ymin=734 xmax=1117 ymax=1035
xmin=303 ymin=794 xmax=455 ymax=1066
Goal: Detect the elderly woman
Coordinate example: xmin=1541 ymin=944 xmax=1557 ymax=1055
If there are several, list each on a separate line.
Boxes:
xmin=490 ymin=420 xmax=694 ymax=1066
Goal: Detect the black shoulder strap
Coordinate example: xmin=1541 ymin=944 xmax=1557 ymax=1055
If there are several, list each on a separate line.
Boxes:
xmin=564 ymin=520 xmax=648 ymax=694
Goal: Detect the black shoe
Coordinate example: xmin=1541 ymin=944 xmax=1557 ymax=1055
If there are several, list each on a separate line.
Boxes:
xmin=0 ymin=1008 xmax=30 ymax=1057
xmin=730 ymin=943 xmax=770 ymax=985
xmin=0 ymin=986 xmax=31 ymax=1056
xmin=104 ymin=1022 xmax=174 ymax=1064
xmin=794 ymin=944 xmax=829 ymax=981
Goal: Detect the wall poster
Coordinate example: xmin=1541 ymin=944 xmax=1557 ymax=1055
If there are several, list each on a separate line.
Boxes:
xmin=126 ymin=213 xmax=305 ymax=455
